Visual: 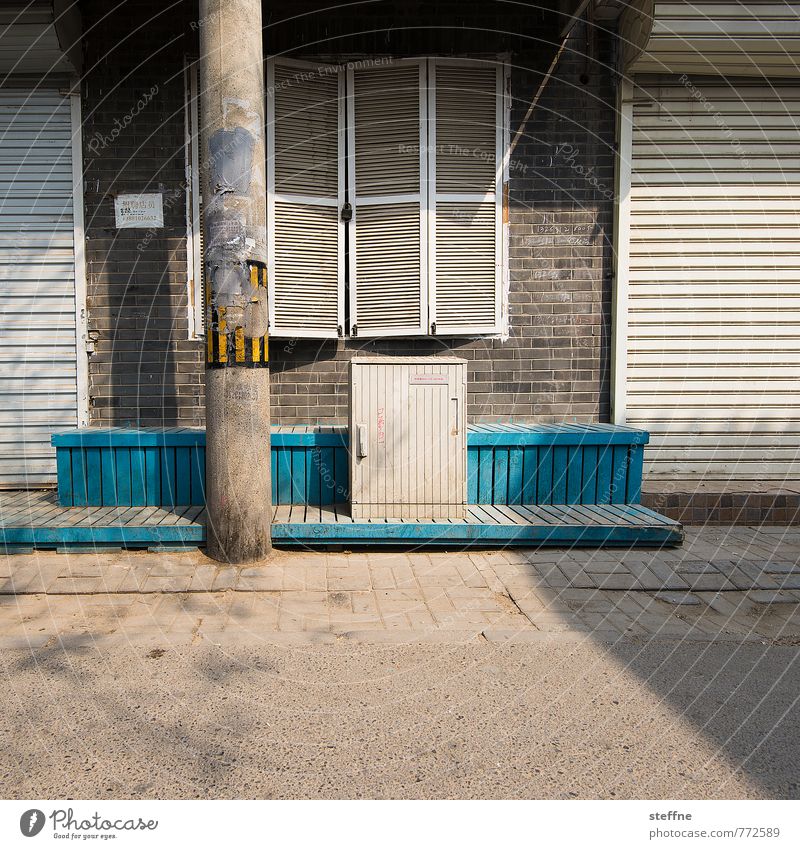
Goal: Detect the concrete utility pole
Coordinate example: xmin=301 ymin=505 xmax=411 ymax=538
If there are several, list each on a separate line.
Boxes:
xmin=199 ymin=0 xmax=272 ymax=562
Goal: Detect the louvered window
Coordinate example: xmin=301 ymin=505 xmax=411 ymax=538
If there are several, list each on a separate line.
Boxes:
xmin=429 ymin=61 xmax=505 ymax=335
xmin=266 ymin=57 xmax=507 ymax=339
xmin=267 ymin=59 xmax=345 ymax=337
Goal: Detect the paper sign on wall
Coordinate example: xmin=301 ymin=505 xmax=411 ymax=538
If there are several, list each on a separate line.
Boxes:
xmin=114 ymin=193 xmax=164 ymax=228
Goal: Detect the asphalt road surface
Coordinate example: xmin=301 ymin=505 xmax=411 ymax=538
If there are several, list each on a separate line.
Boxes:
xmin=1 ymin=637 xmax=798 ymax=799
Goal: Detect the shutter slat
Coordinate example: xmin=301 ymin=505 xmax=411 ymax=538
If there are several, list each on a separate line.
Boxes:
xmin=430 ymin=62 xmax=503 ymax=335
xmin=349 ymin=61 xmax=427 ymax=337
xmin=267 ymin=59 xmax=344 ymax=338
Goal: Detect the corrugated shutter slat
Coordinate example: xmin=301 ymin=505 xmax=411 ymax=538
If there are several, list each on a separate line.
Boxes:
xmin=627 ymin=80 xmax=800 ymax=480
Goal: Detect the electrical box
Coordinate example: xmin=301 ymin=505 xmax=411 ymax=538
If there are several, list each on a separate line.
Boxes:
xmin=349 ymin=357 xmax=467 ymax=520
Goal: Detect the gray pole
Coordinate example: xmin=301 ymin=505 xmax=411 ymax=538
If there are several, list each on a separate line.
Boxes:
xmin=199 ymin=0 xmax=272 ymax=562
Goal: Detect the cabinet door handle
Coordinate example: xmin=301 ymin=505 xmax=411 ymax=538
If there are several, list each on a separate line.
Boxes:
xmin=356 ymin=423 xmax=368 ymax=458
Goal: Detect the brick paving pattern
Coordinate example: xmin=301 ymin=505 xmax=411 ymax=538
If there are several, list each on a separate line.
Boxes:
xmin=1 ymin=527 xmax=798 ymax=648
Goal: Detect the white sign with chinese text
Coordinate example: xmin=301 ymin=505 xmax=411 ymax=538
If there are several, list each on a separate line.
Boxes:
xmin=114 ymin=193 xmax=164 ymax=228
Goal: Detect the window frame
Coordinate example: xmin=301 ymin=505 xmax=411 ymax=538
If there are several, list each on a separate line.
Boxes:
xmin=184 ymin=60 xmax=204 ymax=340
xmin=346 ymin=57 xmax=429 ymax=338
xmin=266 ymin=56 xmax=347 ymax=339
xmin=426 ymin=57 xmax=509 ymax=337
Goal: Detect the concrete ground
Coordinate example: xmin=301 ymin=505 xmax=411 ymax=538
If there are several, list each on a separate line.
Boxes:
xmin=0 ymin=525 xmax=799 ymax=799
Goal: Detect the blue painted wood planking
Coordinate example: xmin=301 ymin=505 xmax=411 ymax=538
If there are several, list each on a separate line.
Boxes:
xmin=493 ymin=449 xmax=509 ymax=505
xmin=307 ymin=448 xmax=322 ymax=506
xmin=115 ymin=448 xmax=132 ymax=507
xmin=610 ymin=445 xmax=628 ymax=505
xmin=130 ymin=447 xmax=147 ymax=506
xmin=626 ymin=445 xmax=643 ymax=503
xmin=580 ymin=445 xmax=598 ymax=504
xmin=56 ymin=449 xmax=73 ymax=506
xmin=507 ymin=447 xmax=523 ymax=504
xmin=190 ymin=447 xmax=205 ymax=506
xmin=276 ymin=446 xmax=293 ymax=505
xmin=334 ymin=446 xmax=349 ymax=502
xmin=175 ymin=448 xmax=191 ymax=506
xmin=86 ymin=448 xmax=102 ymax=505
xmin=101 ymin=448 xmax=117 ymax=507
xmin=477 ymin=448 xmax=493 ymax=504
xmin=318 ymin=447 xmax=336 ymax=505
xmin=52 ymin=424 xmax=649 ymax=509
xmin=521 ymin=447 xmax=537 ymax=504
xmin=145 ymin=447 xmax=160 ymax=506
xmin=537 ymin=447 xmax=554 ymax=505
xmin=70 ymin=448 xmax=87 ymax=507
xmin=161 ymin=447 xmax=177 ymax=509
xmin=0 ymin=516 xmax=681 ymax=548
xmin=595 ymin=445 xmax=613 ymax=505
xmin=466 ymin=448 xmax=478 ymax=503
xmin=291 ymin=448 xmax=306 ymax=504
xmin=551 ymin=447 xmax=568 ymax=504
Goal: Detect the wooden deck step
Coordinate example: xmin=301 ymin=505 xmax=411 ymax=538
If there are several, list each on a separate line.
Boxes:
xmin=0 ymin=491 xmax=682 ymax=549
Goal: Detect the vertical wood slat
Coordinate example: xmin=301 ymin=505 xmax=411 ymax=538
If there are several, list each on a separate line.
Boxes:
xmin=161 ymin=447 xmax=177 ymax=509
xmin=521 ymin=446 xmax=537 ymax=503
xmin=596 ymin=445 xmax=613 ymax=505
xmin=115 ymin=448 xmax=132 ymax=507
xmin=626 ymin=445 xmax=644 ymax=503
xmin=175 ymin=448 xmax=191 ymax=505
xmin=318 ymin=447 xmax=336 ymax=505
xmin=56 ymin=448 xmax=73 ymax=506
xmin=145 ymin=447 xmax=160 ymax=506
xmin=86 ymin=448 xmax=102 ymax=506
xmin=190 ymin=446 xmax=205 ymax=506
xmin=333 ymin=446 xmax=349 ymax=503
xmin=611 ymin=445 xmax=629 ymax=505
xmin=537 ymin=447 xmax=553 ymax=505
xmin=307 ymin=447 xmax=322 ymax=506
xmin=130 ymin=447 xmax=146 ymax=506
xmin=71 ymin=448 xmax=87 ymax=507
xmin=101 ymin=447 xmax=116 ymax=506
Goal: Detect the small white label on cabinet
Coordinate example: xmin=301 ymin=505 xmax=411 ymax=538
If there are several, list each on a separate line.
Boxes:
xmin=409 ymin=373 xmax=448 ymax=385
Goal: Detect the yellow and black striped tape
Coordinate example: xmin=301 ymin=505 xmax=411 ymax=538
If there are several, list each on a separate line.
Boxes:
xmin=206 ymin=263 xmax=269 ymax=368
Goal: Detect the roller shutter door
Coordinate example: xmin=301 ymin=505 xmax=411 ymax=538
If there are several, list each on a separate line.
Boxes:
xmin=627 ymin=80 xmax=800 ymax=481
xmin=0 ymin=88 xmax=80 ymax=487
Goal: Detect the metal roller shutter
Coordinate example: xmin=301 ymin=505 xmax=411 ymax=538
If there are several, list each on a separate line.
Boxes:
xmin=0 ymin=87 xmax=81 ymax=487
xmin=626 ymin=80 xmax=800 ymax=481
xmin=628 ymin=1 xmax=800 ymax=78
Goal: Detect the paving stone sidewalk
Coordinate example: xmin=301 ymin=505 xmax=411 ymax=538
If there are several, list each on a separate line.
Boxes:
xmin=0 ymin=526 xmax=798 ymax=648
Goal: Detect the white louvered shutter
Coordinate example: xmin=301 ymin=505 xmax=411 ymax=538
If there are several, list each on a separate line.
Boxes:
xmin=428 ymin=60 xmax=504 ymax=335
xmin=267 ymin=59 xmax=344 ymax=338
xmin=348 ymin=60 xmax=427 ymax=337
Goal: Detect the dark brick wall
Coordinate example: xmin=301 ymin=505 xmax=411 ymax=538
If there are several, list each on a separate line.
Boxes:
xmin=81 ymin=3 xmax=615 ymax=427
xmin=82 ymin=0 xmax=204 ymax=427
xmin=270 ymin=22 xmax=615 ymax=424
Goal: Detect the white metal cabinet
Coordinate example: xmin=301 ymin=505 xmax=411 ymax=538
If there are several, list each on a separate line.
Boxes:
xmin=349 ymin=357 xmax=467 ymax=519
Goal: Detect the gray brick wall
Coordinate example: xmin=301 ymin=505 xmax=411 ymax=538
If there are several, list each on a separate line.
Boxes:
xmin=270 ymin=24 xmax=615 ymax=425
xmin=82 ymin=0 xmax=204 ymax=427
xmin=81 ymin=3 xmax=614 ymax=427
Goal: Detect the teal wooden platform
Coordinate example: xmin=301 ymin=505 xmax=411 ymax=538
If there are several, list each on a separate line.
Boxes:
xmin=52 ymin=424 xmax=648 ymax=509
xmin=0 ymin=490 xmax=683 ymax=550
